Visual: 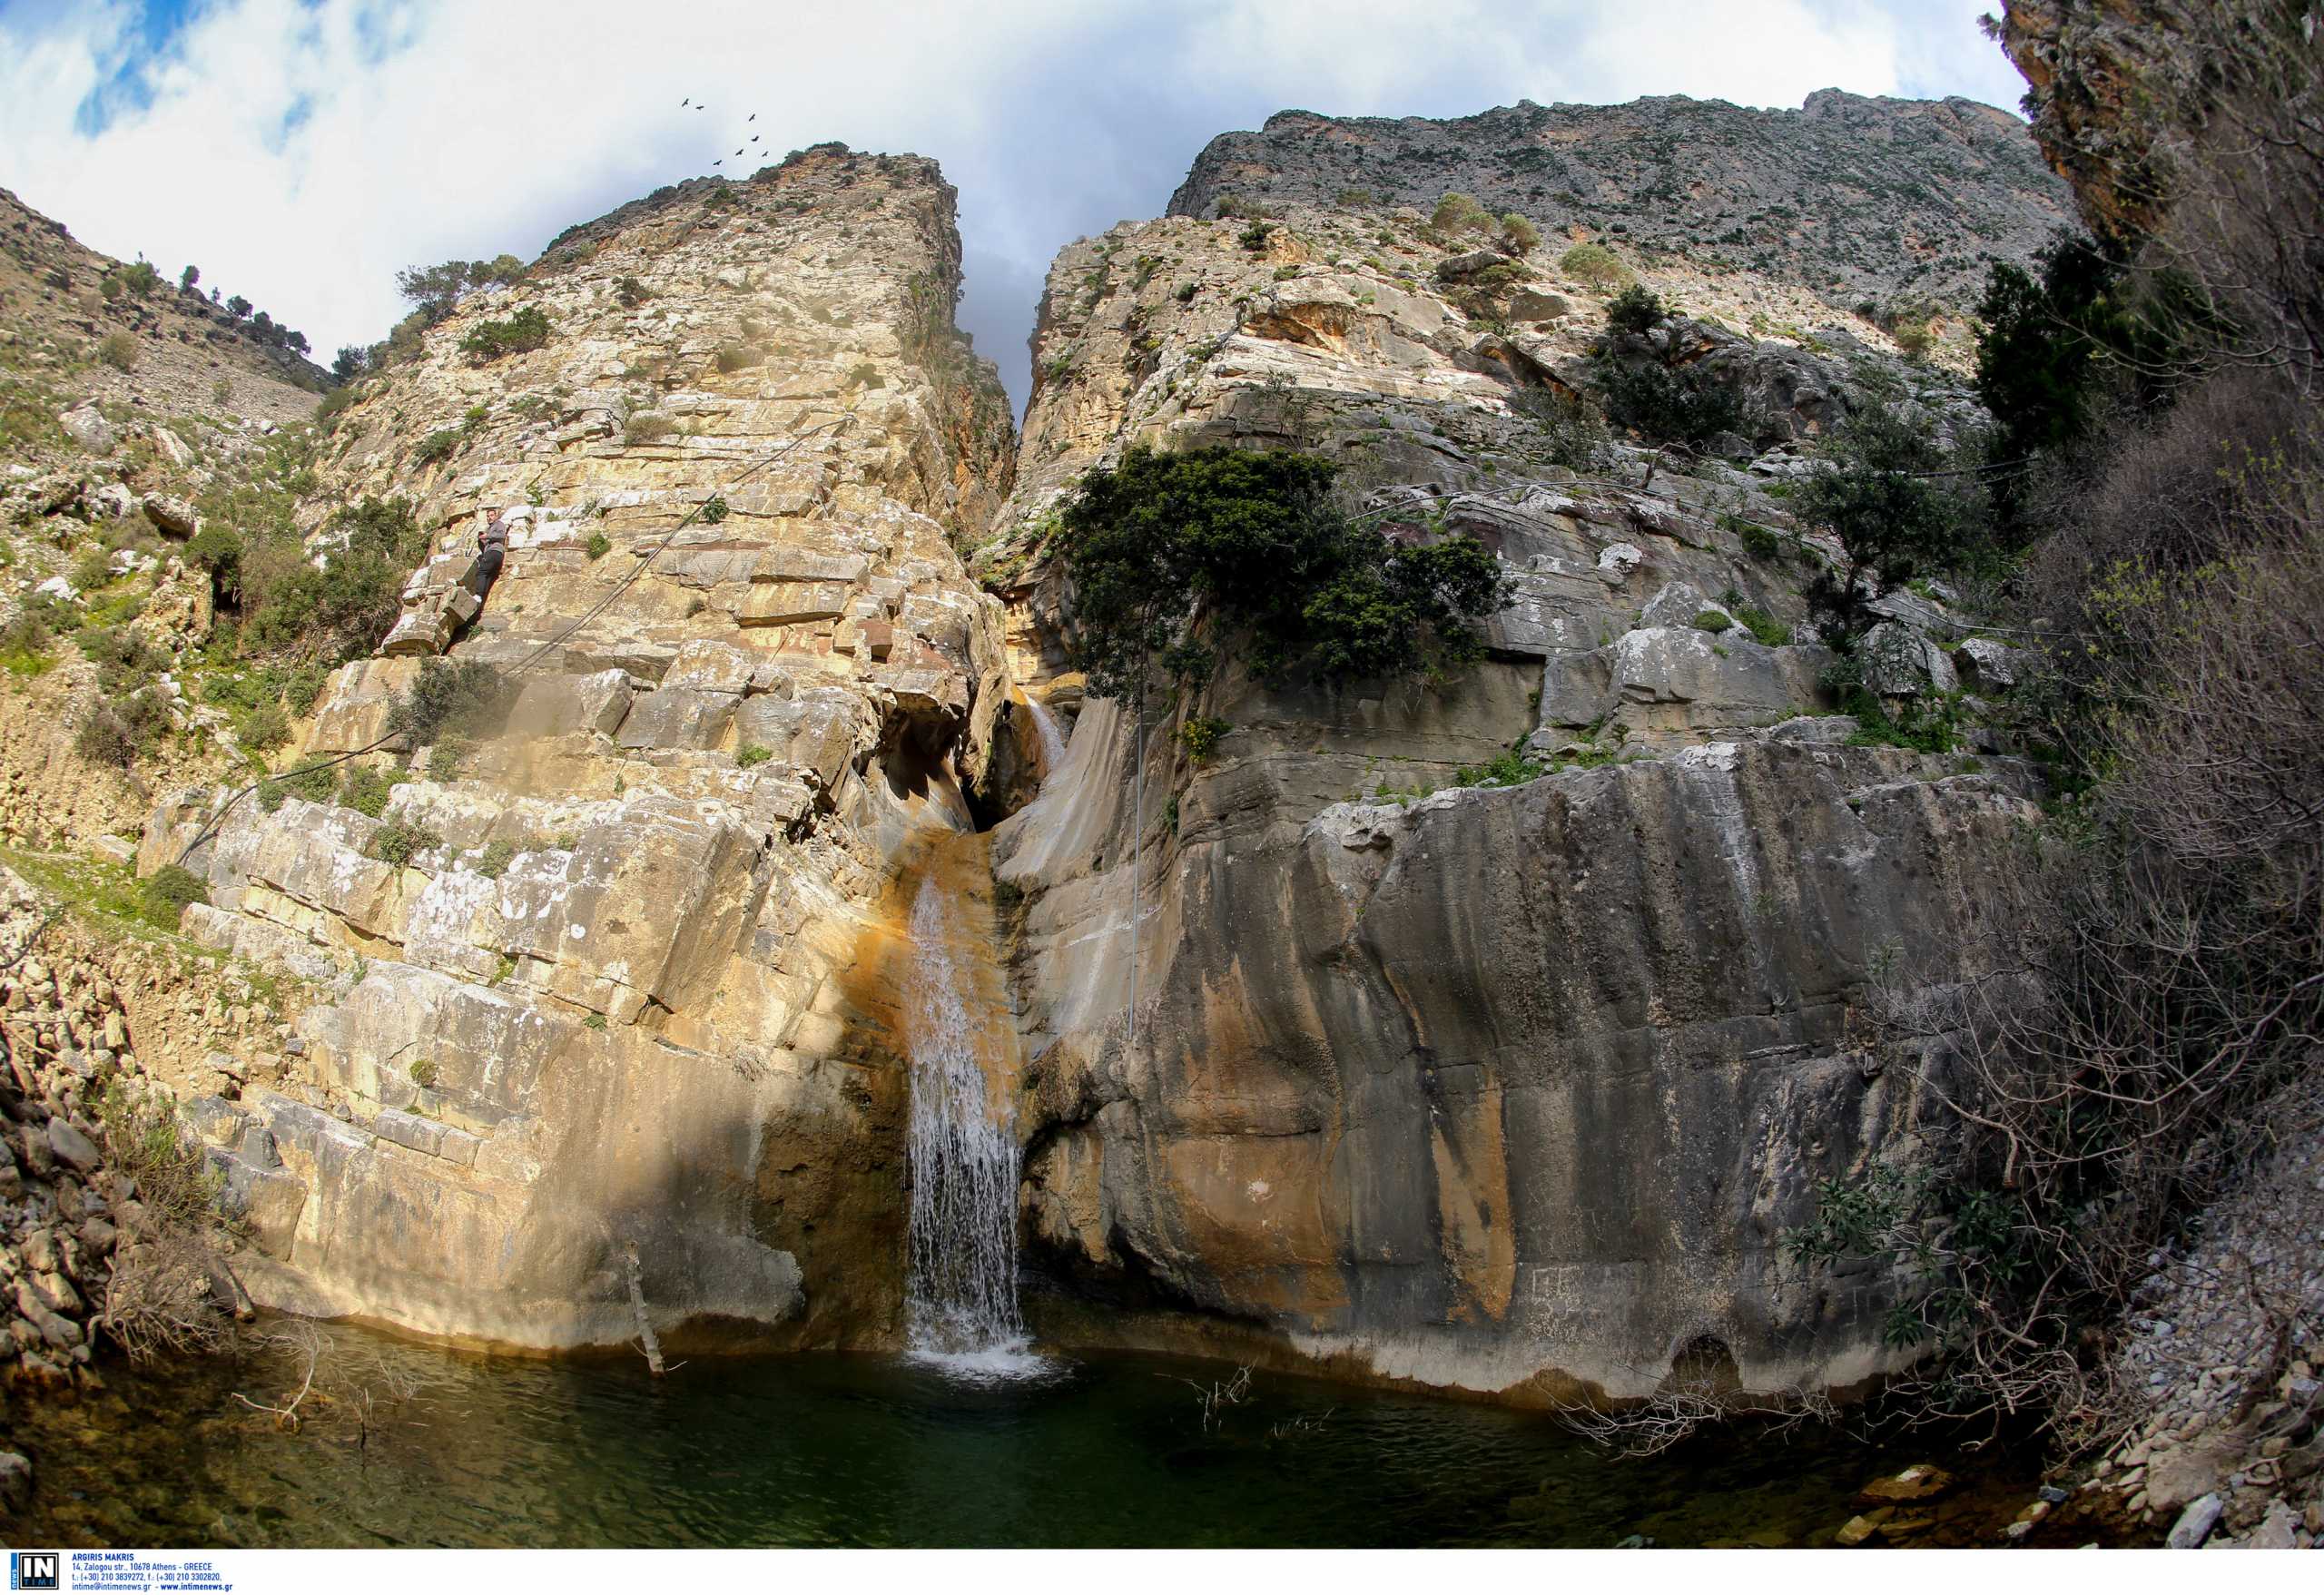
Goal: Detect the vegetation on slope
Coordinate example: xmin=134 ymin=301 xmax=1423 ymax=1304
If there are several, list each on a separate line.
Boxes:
xmin=1058 ymin=444 xmax=1508 ymax=698
xmin=1790 ymin=0 xmax=2324 ymax=1452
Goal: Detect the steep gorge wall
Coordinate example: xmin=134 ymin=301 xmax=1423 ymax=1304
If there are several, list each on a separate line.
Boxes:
xmin=981 ymin=99 xmax=2059 ymax=1402
xmin=146 ymin=148 xmax=1023 ymax=1353
xmin=1168 ymin=92 xmax=2073 ymax=316
xmin=135 ymin=94 xmax=2068 ymax=1403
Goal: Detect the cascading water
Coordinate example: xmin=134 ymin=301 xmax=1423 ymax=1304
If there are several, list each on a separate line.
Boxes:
xmin=1024 ymin=697 xmax=1068 ymax=778
xmin=903 ymin=876 xmax=1037 ymax=1374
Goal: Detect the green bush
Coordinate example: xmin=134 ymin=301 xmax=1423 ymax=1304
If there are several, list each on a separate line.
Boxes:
xmin=261 ymin=762 xmax=338 ymax=810
xmin=241 ymin=697 xmax=291 ymax=753
xmin=120 ymin=260 xmax=162 ymax=297
xmin=76 ymin=625 xmax=168 ymax=694
xmin=1738 ymin=521 xmax=1786 ymax=562
xmin=736 ymin=744 xmax=774 ymax=768
xmin=244 ymin=551 xmax=404 ymax=664
xmin=1454 ymin=747 xmax=1545 ymax=789
xmin=615 ymin=275 xmax=651 ymax=307
xmin=137 ymin=864 xmax=209 ymax=929
xmin=74 ymin=705 xmax=139 ymax=769
xmin=714 ymin=341 xmax=763 ymax=373
xmin=369 ymin=820 xmax=442 ymax=868
xmin=1500 ymin=213 xmax=1541 ymax=254
xmin=98 ymin=332 xmax=139 ymax=371
xmin=458 ymin=305 xmax=551 ymax=362
xmin=1059 ymin=445 xmax=1508 ymax=696
xmin=473 ymin=840 xmax=517 ymax=879
xmin=0 ymin=607 xmax=54 ymax=676
xmin=386 ymin=657 xmax=507 ymax=751
xmin=1558 ymin=242 xmax=1631 ymax=288
xmin=1511 ymin=387 xmax=1613 ymax=471
xmin=1692 ymin=609 xmax=1733 ymax=634
xmin=1237 ymin=221 xmax=1275 ymax=252
xmin=698 ymin=495 xmax=730 ymax=525
xmin=411 ymin=428 xmax=461 ymax=466
xmin=1730 ymin=606 xmax=1792 ymax=647
xmin=1604 ymin=284 xmax=1668 ymax=336
xmin=282 ymin=665 xmax=327 ymax=717
xmin=183 ymin=525 xmax=243 ymax=603
xmin=331 ymin=497 xmax=426 ymax=564
xmin=408 ymin=1057 xmax=438 ymax=1088
xmin=585 ymin=533 xmax=611 ymax=561
xmin=1796 ymin=381 xmax=1985 ymax=646
xmin=1430 ymin=192 xmax=1493 ymax=236
xmin=1591 ymin=349 xmax=1747 ymax=449
xmin=1176 ymin=716 xmax=1231 ymax=763
xmin=336 ymin=763 xmax=402 ymax=817
xmin=624 ymin=412 xmax=675 ymax=445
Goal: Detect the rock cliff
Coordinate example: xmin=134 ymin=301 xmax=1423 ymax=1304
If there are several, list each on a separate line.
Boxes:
xmin=149 ymin=146 xmax=1021 ymax=1353
xmin=133 ymin=94 xmax=2070 ymax=1405
xmin=980 ymin=98 xmax=2059 ymax=1402
xmin=1169 ymin=92 xmax=2073 ymax=316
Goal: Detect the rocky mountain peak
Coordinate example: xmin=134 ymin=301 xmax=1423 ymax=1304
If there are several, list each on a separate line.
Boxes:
xmin=1167 ymin=90 xmax=2073 ymax=318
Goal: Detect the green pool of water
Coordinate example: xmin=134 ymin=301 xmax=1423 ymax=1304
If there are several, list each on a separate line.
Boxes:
xmin=8 ymin=1324 xmax=2041 ymax=1547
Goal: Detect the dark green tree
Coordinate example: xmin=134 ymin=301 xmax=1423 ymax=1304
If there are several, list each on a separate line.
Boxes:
xmin=1796 ymin=383 xmax=1984 ymax=646
xmin=1059 ymin=445 xmax=1507 ymax=696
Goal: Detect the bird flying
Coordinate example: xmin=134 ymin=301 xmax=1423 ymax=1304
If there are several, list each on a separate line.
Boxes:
xmin=681 ymin=97 xmax=689 ymax=106
xmin=713 ymin=159 xmax=723 ymax=166
xmin=734 ymin=148 xmax=743 ymax=156
xmin=749 ymin=134 xmax=759 ymax=143
xmin=748 ymin=113 xmax=756 ymax=122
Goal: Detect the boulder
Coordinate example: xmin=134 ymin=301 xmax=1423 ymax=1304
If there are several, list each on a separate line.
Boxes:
xmin=60 ymin=406 xmax=114 ymax=456
xmin=1859 ymin=620 xmax=1957 ymax=696
xmin=1639 ymin=580 xmax=1723 ymax=630
xmin=2167 ymin=1493 xmax=2223 ymax=1549
xmin=46 ymin=1116 xmax=101 ymax=1174
xmin=1856 ymin=1463 xmax=1955 ymax=1506
xmin=151 ymin=425 xmax=196 ymax=468
xmin=1434 ymin=249 xmax=1512 ymax=281
xmin=142 ymin=493 xmax=200 ymax=537
xmin=1955 ymin=636 xmax=2023 ymax=691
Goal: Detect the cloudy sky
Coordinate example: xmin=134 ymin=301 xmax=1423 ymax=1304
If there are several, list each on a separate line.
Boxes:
xmin=1 ymin=0 xmax=2028 ymax=412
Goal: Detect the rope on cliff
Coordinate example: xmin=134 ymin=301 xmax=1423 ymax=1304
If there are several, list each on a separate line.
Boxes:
xmin=171 ymin=416 xmax=850 ymax=870
xmin=1127 ymin=670 xmax=1145 ymax=1055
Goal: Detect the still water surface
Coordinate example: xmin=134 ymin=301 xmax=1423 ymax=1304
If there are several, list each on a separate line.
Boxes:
xmin=14 ymin=1324 xmax=2039 ymax=1548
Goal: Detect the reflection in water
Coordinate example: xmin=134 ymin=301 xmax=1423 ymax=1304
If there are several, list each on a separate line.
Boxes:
xmin=13 ymin=1322 xmax=2043 ymax=1548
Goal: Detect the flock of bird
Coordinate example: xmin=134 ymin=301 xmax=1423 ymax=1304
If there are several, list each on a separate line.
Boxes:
xmin=680 ymin=97 xmax=761 ymax=168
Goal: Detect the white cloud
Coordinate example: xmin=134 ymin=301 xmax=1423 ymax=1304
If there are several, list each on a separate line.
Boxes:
xmin=0 ymin=0 xmax=2025 ymax=408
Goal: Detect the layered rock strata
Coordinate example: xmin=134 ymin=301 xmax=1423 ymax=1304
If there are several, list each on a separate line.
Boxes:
xmin=151 ymin=148 xmax=1020 ymax=1352
xmin=980 ymin=112 xmax=2058 ymax=1403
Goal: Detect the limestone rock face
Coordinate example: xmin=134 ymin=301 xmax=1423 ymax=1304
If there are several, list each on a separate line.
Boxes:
xmin=152 ymin=147 xmax=1019 ymax=1354
xmin=978 ymin=112 xmax=2059 ymax=1403
xmin=1995 ymin=0 xmax=2209 ymax=241
xmin=1168 ymin=92 xmax=2072 ymax=314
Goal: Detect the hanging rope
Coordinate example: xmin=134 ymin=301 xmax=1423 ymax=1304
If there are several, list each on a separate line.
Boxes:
xmin=171 ymin=416 xmax=849 ymax=869
xmin=1127 ymin=670 xmax=1146 ymax=1054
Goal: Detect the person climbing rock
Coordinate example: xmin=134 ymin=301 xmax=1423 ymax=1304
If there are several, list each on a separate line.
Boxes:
xmin=467 ymin=512 xmax=509 ymax=602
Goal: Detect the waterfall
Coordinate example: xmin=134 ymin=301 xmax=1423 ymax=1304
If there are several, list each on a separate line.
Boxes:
xmin=903 ymin=876 xmax=1036 ymax=1373
xmin=1024 ymin=697 xmax=1068 ymax=777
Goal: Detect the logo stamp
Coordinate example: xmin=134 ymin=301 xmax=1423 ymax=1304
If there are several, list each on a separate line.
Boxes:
xmin=9 ymin=1552 xmax=59 ymax=1591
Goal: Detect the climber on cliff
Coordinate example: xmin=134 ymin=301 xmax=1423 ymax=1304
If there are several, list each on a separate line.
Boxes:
xmin=465 ymin=512 xmax=508 ymax=604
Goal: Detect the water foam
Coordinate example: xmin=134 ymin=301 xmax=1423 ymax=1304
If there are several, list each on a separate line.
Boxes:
xmin=903 ymin=878 xmax=1043 ymax=1378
